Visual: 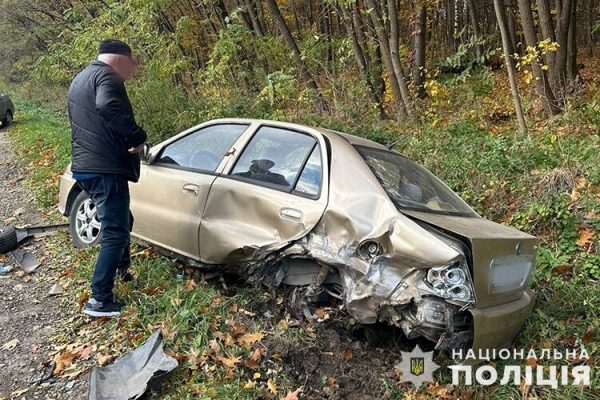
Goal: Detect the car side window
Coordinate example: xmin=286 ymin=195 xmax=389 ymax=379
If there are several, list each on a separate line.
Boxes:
xmin=231 ymin=126 xmax=316 ymax=188
xmin=157 ymin=124 xmax=248 ymax=172
xmin=293 ymin=146 xmax=322 ymax=197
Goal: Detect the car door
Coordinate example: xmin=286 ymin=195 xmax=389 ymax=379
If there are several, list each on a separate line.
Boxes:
xmin=130 ymin=123 xmax=250 ymax=260
xmin=199 ymin=124 xmax=329 ymax=264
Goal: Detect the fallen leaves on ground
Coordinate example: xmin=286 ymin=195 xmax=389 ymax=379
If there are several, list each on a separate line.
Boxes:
xmin=1 ymin=338 xmax=19 ymax=350
xmin=53 ymin=351 xmax=77 ymax=375
xmin=281 ymin=387 xmax=303 ymax=400
xmin=576 ymin=228 xmax=596 ymax=248
xmin=216 ymin=355 xmax=241 ymax=368
xmin=97 ymin=354 xmax=113 ymax=366
xmin=267 ymin=378 xmax=277 ymax=395
xmin=236 ymin=332 xmax=264 ymax=349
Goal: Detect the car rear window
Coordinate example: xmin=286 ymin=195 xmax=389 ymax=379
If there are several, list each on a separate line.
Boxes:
xmin=356 ymin=146 xmax=477 ymax=217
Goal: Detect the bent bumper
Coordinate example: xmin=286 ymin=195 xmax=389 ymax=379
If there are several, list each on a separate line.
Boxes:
xmin=58 ymin=173 xmax=76 ymax=216
xmin=470 ymin=289 xmax=534 ymax=352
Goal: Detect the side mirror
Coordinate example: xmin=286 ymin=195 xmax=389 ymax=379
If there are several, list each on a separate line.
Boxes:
xmin=140 ymin=143 xmax=151 ymax=163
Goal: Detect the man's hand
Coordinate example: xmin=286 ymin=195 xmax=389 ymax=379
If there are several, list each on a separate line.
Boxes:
xmin=128 ymin=143 xmax=145 ymax=154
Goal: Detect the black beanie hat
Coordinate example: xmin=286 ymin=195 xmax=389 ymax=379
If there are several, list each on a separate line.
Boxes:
xmin=98 ymin=39 xmax=132 ymax=57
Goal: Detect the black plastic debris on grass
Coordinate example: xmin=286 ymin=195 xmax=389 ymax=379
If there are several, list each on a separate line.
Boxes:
xmin=88 ymin=330 xmax=178 ymax=400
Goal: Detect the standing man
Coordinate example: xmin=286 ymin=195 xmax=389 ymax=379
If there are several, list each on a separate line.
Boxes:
xmin=67 ymin=40 xmax=146 ymax=317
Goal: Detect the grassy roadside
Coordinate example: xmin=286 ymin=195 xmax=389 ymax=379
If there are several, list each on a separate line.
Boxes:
xmin=3 ymin=89 xmax=599 ymax=398
xmin=4 ymin=93 xmax=305 ymax=399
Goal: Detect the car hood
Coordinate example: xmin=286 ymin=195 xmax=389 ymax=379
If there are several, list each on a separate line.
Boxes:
xmin=401 ymin=210 xmax=537 ymax=308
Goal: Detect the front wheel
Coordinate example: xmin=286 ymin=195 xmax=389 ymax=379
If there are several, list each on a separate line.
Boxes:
xmin=69 ymin=191 xmax=102 ymax=248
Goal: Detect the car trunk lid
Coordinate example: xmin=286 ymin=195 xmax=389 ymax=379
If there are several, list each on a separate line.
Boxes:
xmin=401 ymin=210 xmax=537 ymax=308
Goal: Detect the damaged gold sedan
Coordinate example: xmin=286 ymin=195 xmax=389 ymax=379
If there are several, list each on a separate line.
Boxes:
xmin=58 ymin=119 xmax=536 ymax=353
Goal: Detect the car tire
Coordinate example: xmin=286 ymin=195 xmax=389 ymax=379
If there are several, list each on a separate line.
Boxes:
xmin=69 ymin=191 xmax=102 ymax=249
xmin=0 ymin=226 xmax=18 ymax=254
xmin=1 ymin=110 xmax=13 ymax=128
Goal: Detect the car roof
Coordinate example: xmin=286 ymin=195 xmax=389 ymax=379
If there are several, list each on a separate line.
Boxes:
xmin=208 ymin=118 xmax=390 ymax=151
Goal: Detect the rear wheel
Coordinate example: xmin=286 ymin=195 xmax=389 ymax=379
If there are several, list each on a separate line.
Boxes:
xmin=1 ymin=110 xmax=13 ymax=128
xmin=69 ymin=191 xmax=102 ymax=248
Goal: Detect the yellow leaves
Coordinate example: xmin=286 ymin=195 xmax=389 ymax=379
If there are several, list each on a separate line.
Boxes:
xmin=170 ymin=297 xmax=181 ymax=307
xmin=424 ymin=78 xmax=441 ymax=97
xmin=538 ymin=38 xmax=559 ymax=54
xmin=267 ymin=378 xmax=277 ymax=395
xmin=243 ymin=379 xmax=256 ymax=389
xmin=185 ymin=279 xmax=197 ymax=291
xmin=524 ymin=70 xmax=533 ymax=85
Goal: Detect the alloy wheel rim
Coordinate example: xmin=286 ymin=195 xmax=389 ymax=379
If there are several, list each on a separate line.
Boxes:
xmin=75 ymin=199 xmax=101 ymax=244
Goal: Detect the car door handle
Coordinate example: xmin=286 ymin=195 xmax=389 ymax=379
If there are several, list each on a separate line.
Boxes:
xmin=279 ymin=207 xmax=303 ymax=223
xmin=182 ymin=183 xmax=199 ymax=196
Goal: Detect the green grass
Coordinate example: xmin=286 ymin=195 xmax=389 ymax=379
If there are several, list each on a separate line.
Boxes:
xmin=4 ymin=88 xmax=599 ymax=398
xmin=4 ymin=92 xmax=71 ymax=209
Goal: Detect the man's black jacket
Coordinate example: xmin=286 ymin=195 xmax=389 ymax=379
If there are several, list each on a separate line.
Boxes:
xmin=68 ymin=61 xmax=147 ymax=182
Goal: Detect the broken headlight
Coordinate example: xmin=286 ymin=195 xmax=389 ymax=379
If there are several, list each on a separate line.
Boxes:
xmin=426 ymin=261 xmax=475 ymax=303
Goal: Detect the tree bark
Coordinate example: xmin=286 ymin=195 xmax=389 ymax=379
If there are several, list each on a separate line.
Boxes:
xmin=339 ymin=3 xmax=386 ymax=119
xmin=264 ymin=0 xmax=328 ymax=112
xmin=494 ymin=0 xmax=527 ymax=134
xmin=413 ymin=4 xmax=427 ymax=99
xmin=553 ymin=0 xmax=573 ymax=93
xmin=536 ymin=0 xmax=557 ymax=75
xmin=386 ymin=0 xmax=416 ymax=118
xmin=244 ymin=0 xmax=264 ymax=36
xmin=466 ymin=0 xmax=484 ymax=56
xmin=364 ymin=0 xmax=407 ymax=118
xmin=566 ymin=0 xmax=579 ymax=81
xmin=517 ymin=0 xmax=561 ymax=115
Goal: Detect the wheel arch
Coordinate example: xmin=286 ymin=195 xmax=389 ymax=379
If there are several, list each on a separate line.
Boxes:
xmin=64 ymin=184 xmax=83 ymax=216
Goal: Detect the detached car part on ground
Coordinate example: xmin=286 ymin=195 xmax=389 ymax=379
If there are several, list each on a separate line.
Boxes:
xmin=0 ymin=94 xmax=15 ymax=128
xmin=58 ymin=119 xmax=536 ymax=353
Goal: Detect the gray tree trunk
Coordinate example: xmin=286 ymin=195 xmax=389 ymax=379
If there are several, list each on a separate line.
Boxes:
xmin=494 ymin=0 xmax=527 ymax=134
xmin=517 ymin=0 xmax=561 ymax=116
xmin=466 ymin=0 xmax=484 ymax=56
xmin=413 ymin=4 xmax=427 ymax=99
xmin=365 ymin=0 xmax=408 ymax=118
xmin=265 ymin=0 xmax=328 ymax=112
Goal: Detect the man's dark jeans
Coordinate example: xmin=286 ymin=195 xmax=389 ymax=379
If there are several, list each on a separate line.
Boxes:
xmin=77 ymin=174 xmax=133 ymax=303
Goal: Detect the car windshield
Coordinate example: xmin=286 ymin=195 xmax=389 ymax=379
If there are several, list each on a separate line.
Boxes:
xmin=356 ymin=146 xmax=478 ymax=217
